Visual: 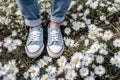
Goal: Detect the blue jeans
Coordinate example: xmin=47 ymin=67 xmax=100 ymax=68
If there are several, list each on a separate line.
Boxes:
xmin=16 ymin=0 xmax=71 ymax=27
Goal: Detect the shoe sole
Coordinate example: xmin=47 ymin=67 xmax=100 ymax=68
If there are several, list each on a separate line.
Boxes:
xmin=25 ymin=44 xmax=44 ymax=58
xmin=47 ymin=46 xmax=64 ymax=58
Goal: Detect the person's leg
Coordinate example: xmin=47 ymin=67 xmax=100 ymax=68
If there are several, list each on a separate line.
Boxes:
xmin=50 ymin=0 xmax=71 ymax=27
xmin=16 ymin=0 xmax=42 ymax=27
xmin=47 ymin=0 xmax=71 ymax=58
xmin=16 ymin=0 xmax=44 ymax=58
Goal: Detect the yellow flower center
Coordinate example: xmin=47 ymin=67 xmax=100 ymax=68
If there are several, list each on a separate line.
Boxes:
xmin=1 ymin=68 xmax=6 ymax=72
xmin=31 ymin=70 xmax=36 ymax=74
xmin=60 ymin=59 xmax=64 ymax=63
xmin=84 ymin=59 xmax=88 ymax=62
xmin=69 ymin=74 xmax=73 ymax=78
xmin=44 ymin=76 xmax=48 ymax=80
xmin=98 ymin=68 xmax=102 ymax=72
xmin=11 ymin=69 xmax=15 ymax=74
xmin=74 ymin=60 xmax=78 ymax=65
xmin=82 ymin=69 xmax=87 ymax=74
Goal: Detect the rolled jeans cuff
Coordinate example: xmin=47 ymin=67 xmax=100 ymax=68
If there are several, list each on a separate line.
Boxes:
xmin=25 ymin=19 xmax=42 ymax=27
xmin=50 ymin=15 xmax=65 ymax=23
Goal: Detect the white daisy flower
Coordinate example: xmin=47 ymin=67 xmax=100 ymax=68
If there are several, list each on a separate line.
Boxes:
xmin=80 ymin=67 xmax=89 ymax=77
xmin=0 ymin=64 xmax=10 ymax=76
xmin=40 ymin=74 xmax=54 ymax=80
xmin=110 ymin=55 xmax=120 ymax=65
xmin=113 ymin=38 xmax=120 ymax=47
xmin=28 ymin=65 xmax=40 ymax=78
xmin=102 ymin=30 xmax=113 ymax=41
xmin=70 ymin=59 xmax=81 ymax=69
xmin=7 ymin=44 xmax=17 ymax=52
xmin=94 ymin=65 xmax=106 ymax=76
xmin=72 ymin=52 xmax=83 ymax=61
xmin=79 ymin=22 xmax=86 ymax=28
xmin=57 ymin=56 xmax=67 ymax=67
xmin=10 ymin=66 xmax=19 ymax=75
xmin=13 ymin=39 xmax=22 ymax=46
xmin=64 ymin=27 xmax=71 ymax=35
xmin=96 ymin=55 xmax=104 ymax=64
xmin=64 ymin=37 xmax=75 ymax=47
xmin=3 ymin=37 xmax=13 ymax=48
xmin=3 ymin=74 xmax=16 ymax=80
xmin=43 ymin=56 xmax=52 ymax=64
xmin=84 ymin=39 xmax=89 ymax=46
xmin=85 ymin=19 xmax=91 ymax=25
xmin=99 ymin=49 xmax=108 ymax=55
xmin=77 ymin=4 xmax=83 ymax=11
xmin=100 ymin=15 xmax=106 ymax=21
xmin=37 ymin=59 xmax=47 ymax=68
xmin=84 ymin=76 xmax=95 ymax=80
xmin=71 ymin=14 xmax=77 ymax=20
xmin=8 ymin=60 xmax=16 ymax=68
xmin=11 ymin=30 xmax=17 ymax=37
xmin=65 ymin=63 xmax=75 ymax=73
xmin=65 ymin=71 xmax=77 ymax=80
xmin=57 ymin=66 xmax=65 ymax=75
xmin=82 ymin=55 xmax=93 ymax=66
xmin=90 ymin=42 xmax=100 ymax=53
xmin=45 ymin=65 xmax=56 ymax=75
xmin=88 ymin=24 xmax=97 ymax=31
xmin=72 ymin=21 xmax=80 ymax=31
xmin=62 ymin=21 xmax=68 ymax=26
xmin=99 ymin=43 xmax=107 ymax=50
xmin=23 ymin=71 xmax=29 ymax=79
xmin=90 ymin=1 xmax=99 ymax=9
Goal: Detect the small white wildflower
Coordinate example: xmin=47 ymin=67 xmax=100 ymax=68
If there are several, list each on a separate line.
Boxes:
xmin=80 ymin=67 xmax=89 ymax=77
xmin=102 ymin=30 xmax=113 ymax=41
xmin=82 ymin=55 xmax=93 ymax=66
xmin=57 ymin=56 xmax=67 ymax=67
xmin=40 ymin=74 xmax=50 ymax=80
xmin=45 ymin=65 xmax=56 ymax=75
xmin=65 ymin=71 xmax=77 ymax=80
xmin=113 ymin=38 xmax=120 ymax=47
xmin=94 ymin=65 xmax=106 ymax=76
xmin=84 ymin=39 xmax=89 ymax=46
xmin=10 ymin=66 xmax=19 ymax=75
xmin=37 ymin=59 xmax=47 ymax=68
xmin=23 ymin=71 xmax=29 ymax=79
xmin=43 ymin=56 xmax=52 ymax=64
xmin=96 ymin=55 xmax=104 ymax=64
xmin=11 ymin=30 xmax=17 ymax=37
xmin=110 ymin=55 xmax=120 ymax=65
xmin=13 ymin=39 xmax=22 ymax=46
xmin=72 ymin=52 xmax=83 ymax=61
xmin=99 ymin=49 xmax=108 ymax=55
xmin=64 ymin=38 xmax=75 ymax=47
xmin=64 ymin=27 xmax=71 ymax=35
xmin=28 ymin=65 xmax=40 ymax=78
xmin=3 ymin=74 xmax=16 ymax=80
xmin=0 ymin=64 xmax=10 ymax=76
xmin=100 ymin=15 xmax=106 ymax=21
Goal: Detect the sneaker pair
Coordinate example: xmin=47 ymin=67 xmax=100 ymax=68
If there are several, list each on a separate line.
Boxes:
xmin=25 ymin=26 xmax=64 ymax=58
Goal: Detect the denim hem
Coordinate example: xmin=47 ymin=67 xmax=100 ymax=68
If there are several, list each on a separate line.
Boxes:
xmin=50 ymin=15 xmax=65 ymax=23
xmin=25 ymin=19 xmax=42 ymax=27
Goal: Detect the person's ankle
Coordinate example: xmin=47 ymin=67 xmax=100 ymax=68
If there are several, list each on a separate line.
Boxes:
xmin=50 ymin=21 xmax=60 ymax=28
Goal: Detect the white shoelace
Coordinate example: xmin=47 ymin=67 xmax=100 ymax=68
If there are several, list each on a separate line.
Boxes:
xmin=50 ymin=30 xmax=59 ymax=42
xmin=30 ymin=31 xmax=40 ymax=41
